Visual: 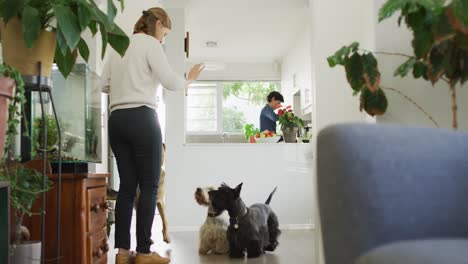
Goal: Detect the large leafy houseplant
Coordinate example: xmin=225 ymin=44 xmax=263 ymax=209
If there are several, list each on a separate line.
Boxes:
xmin=0 ymin=0 xmax=129 ymax=77
xmin=328 ymin=0 xmax=468 ymax=130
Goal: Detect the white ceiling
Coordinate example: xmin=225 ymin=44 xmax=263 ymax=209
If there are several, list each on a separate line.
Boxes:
xmin=113 ymin=0 xmax=309 ymax=63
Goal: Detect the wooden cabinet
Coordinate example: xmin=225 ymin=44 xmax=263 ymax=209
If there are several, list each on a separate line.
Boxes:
xmin=24 ymin=170 xmax=109 ymax=264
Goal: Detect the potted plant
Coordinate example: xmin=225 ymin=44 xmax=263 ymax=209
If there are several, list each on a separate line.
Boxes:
xmin=0 ymin=162 xmax=51 ymax=264
xmin=0 ymin=0 xmax=129 ymax=77
xmin=0 ymin=64 xmax=51 ymax=263
xmin=278 ymin=105 xmax=304 ymax=143
xmin=327 ymin=0 xmax=468 ymax=130
xmin=244 ymin=124 xmax=260 ymax=143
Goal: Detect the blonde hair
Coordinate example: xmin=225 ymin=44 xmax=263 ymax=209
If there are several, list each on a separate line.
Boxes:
xmin=133 ymin=7 xmax=172 ymax=36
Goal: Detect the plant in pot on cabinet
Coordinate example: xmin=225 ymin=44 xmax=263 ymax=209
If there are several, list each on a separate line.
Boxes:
xmin=0 ymin=0 xmax=129 ymax=78
xmin=0 ymin=64 xmax=52 ymax=264
xmin=278 ymin=105 xmax=304 ymax=143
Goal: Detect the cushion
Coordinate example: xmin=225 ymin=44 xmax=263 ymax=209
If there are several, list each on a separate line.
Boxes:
xmin=356 ymin=239 xmax=468 ymax=264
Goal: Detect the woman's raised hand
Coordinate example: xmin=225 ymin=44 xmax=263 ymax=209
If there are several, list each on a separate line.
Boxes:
xmin=187 ymin=63 xmax=205 ymax=82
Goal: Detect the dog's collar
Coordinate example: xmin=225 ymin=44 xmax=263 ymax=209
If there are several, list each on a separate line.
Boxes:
xmin=207 ymin=211 xmax=222 ymax=218
xmin=230 ymin=208 xmax=249 ymax=230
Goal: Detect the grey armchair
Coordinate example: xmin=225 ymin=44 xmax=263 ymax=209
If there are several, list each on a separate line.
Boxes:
xmin=317 ymin=124 xmax=468 ymax=264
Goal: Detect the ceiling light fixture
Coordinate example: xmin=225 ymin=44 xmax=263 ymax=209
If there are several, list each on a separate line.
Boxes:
xmin=206 ymin=41 xmax=218 ymax=48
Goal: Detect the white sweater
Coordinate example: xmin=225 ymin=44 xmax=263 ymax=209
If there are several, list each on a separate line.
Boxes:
xmin=101 ymin=34 xmax=187 ymax=112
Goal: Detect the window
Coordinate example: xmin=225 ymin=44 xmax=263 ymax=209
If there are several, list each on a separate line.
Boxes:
xmin=186 ymin=81 xmax=281 ymax=143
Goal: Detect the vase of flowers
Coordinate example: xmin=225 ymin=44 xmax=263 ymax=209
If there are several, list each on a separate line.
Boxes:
xmin=278 ymin=106 xmax=304 ymax=143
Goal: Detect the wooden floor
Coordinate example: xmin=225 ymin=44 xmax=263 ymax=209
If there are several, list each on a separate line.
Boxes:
xmin=108 ymin=227 xmax=316 ymax=264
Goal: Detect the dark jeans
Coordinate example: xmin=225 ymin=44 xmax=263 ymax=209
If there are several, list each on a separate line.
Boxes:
xmin=109 ymin=106 xmax=162 ymax=254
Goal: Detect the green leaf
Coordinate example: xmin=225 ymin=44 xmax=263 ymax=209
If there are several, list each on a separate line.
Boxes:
xmin=327 ymin=42 xmax=360 ymax=67
xmin=1 ymin=0 xmax=25 ymax=23
xmin=350 ymin=42 xmax=360 ymax=52
xmin=413 ymin=61 xmax=428 ymax=78
xmin=345 ymin=53 xmax=365 ymax=91
xmin=99 ymin=23 xmax=108 ymax=59
xmin=412 ymin=28 xmax=434 ymax=58
xmin=395 ymin=57 xmax=417 ymax=77
xmin=53 ymin=5 xmax=81 ymax=49
xmin=107 ymin=24 xmax=129 ymax=57
xmin=379 ymin=0 xmax=407 ymax=22
xmin=56 ymin=27 xmax=68 ymax=55
xmin=453 ymin=0 xmax=468 ymax=27
xmin=327 ymin=55 xmax=339 ymax=67
xmin=77 ymin=38 xmax=90 ymax=62
xmin=461 ymin=52 xmax=468 ymax=84
xmin=54 ymin=46 xmax=75 ymax=78
xmin=107 ymin=0 xmax=117 ymax=24
xmin=89 ymin=1 xmax=112 ymax=29
xmin=89 ymin=21 xmax=98 ymax=35
xmin=378 ymin=0 xmax=444 ymax=22
xmin=431 ymin=11 xmax=453 ymax=42
xmin=360 ymin=88 xmax=388 ymax=116
xmin=362 ymin=53 xmax=380 ymax=85
xmin=118 ymin=0 xmax=125 ymax=11
xmin=21 ymin=6 xmax=41 ymax=48
xmin=77 ymin=2 xmax=93 ymax=31
xmin=427 ymin=41 xmax=452 ymax=83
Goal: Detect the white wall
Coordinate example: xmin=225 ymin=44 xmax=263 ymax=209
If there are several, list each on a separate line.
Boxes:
xmin=374 ymin=0 xmax=468 ymax=131
xmin=281 ymin=24 xmax=313 ymax=120
xmin=310 ymin=1 xmax=373 ymax=134
xmin=309 ymin=0 xmax=376 ymax=263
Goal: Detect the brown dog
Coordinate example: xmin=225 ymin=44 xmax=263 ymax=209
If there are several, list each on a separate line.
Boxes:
xmin=108 ymin=144 xmax=170 ymax=243
xmin=135 ymin=143 xmax=170 ymax=243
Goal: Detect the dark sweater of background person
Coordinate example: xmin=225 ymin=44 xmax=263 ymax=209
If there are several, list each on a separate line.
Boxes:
xmin=260 ymin=104 xmax=279 ymax=132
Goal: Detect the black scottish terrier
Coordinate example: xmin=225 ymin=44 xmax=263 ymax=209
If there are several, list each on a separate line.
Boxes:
xmin=208 ymin=183 xmax=281 ymax=258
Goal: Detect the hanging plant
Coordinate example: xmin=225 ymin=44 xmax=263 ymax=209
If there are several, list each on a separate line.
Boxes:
xmin=0 ymin=63 xmax=27 ymax=158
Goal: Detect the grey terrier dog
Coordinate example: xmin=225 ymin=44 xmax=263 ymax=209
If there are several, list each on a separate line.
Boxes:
xmin=208 ymin=183 xmax=280 ymax=258
xmin=194 ymin=186 xmax=230 ymax=255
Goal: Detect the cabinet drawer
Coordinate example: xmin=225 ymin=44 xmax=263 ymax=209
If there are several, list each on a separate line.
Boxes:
xmin=87 ymin=227 xmax=108 ymax=264
xmin=87 ymin=187 xmax=107 ymax=233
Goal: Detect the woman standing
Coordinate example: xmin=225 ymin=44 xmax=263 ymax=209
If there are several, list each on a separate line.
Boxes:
xmin=102 ymin=7 xmax=204 ymax=264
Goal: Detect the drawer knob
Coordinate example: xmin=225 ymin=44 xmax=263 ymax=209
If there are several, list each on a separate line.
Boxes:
xmin=101 ymin=242 xmax=109 ymax=253
xmin=100 ymin=201 xmax=109 ymax=210
xmin=91 ymin=203 xmax=101 ymax=212
xmin=93 ymin=249 xmax=103 ymax=258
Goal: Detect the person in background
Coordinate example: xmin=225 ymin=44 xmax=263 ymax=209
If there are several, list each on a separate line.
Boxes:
xmin=102 ymin=7 xmax=204 ymax=264
xmin=260 ymin=91 xmax=284 ymax=133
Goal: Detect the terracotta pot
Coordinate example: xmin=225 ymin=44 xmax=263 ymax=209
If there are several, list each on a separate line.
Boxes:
xmin=282 ymin=127 xmax=298 ymax=143
xmin=0 ymin=18 xmax=57 ymax=77
xmin=0 ymin=76 xmax=15 ymax=160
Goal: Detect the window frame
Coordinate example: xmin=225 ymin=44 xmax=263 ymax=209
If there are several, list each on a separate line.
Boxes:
xmin=185 ymin=80 xmax=281 ymax=136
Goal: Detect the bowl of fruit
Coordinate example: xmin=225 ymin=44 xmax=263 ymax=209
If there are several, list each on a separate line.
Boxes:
xmin=254 ymin=130 xmax=280 ymax=143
